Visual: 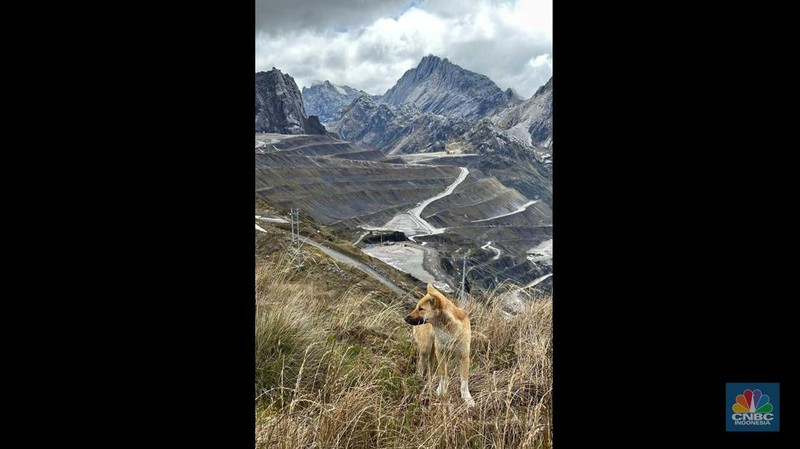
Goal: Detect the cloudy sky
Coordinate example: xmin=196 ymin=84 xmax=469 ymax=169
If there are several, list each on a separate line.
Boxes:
xmin=255 ymin=0 xmax=552 ymax=99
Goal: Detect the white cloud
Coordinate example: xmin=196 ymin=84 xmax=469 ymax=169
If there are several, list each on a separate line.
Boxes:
xmin=255 ymin=0 xmax=552 ymax=98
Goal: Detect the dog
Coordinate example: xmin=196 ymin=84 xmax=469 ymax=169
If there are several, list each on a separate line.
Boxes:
xmin=405 ymin=283 xmax=475 ymax=406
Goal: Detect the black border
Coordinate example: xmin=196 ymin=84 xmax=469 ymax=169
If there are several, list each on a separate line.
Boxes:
xmin=553 ymin=2 xmax=792 ymax=445
xmin=105 ymin=3 xmax=258 ymax=447
xmin=70 ymin=2 xmax=795 ymax=447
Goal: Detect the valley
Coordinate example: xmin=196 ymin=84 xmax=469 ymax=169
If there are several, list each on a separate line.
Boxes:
xmin=256 ymin=132 xmax=551 ymax=295
xmin=255 ymin=55 xmax=553 ymax=296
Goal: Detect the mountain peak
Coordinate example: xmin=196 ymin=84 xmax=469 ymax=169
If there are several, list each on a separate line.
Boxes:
xmin=419 ymin=54 xmax=448 ymax=64
xmin=504 ymin=87 xmax=524 ymax=102
xmin=301 ymin=80 xmax=368 ymax=124
xmin=255 ymin=68 xmax=326 ymax=135
xmin=415 ymin=54 xmax=454 ymax=76
xmin=532 ymin=77 xmax=552 ymax=98
xmin=381 ymin=56 xmax=506 ymax=120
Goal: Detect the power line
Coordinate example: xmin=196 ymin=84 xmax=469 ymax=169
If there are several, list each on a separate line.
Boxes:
xmin=295 ymin=209 xmax=300 ymax=240
xmin=460 ymin=253 xmax=467 ymax=302
xmin=290 ymin=208 xmax=295 ymax=243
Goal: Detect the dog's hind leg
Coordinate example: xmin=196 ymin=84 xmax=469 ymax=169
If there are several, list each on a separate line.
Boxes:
xmin=459 ymin=352 xmax=475 ymax=407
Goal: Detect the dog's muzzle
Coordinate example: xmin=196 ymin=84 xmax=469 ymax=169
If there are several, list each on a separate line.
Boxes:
xmin=404 ymin=315 xmax=425 ymax=325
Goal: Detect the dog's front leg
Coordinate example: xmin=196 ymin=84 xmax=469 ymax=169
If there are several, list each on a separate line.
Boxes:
xmin=416 ymin=351 xmax=425 ymax=378
xmin=435 ymin=345 xmax=448 ymax=396
xmin=459 ymin=353 xmax=475 ymax=406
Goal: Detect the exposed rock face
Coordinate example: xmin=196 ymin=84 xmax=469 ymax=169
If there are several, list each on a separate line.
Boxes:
xmin=327 ymin=55 xmax=529 ymax=155
xmin=490 ymin=77 xmax=553 ymax=164
xmin=331 ymin=95 xmax=469 ymax=155
xmin=457 ymin=119 xmax=550 ymax=204
xmin=381 ymin=55 xmax=519 ymax=120
xmin=333 ymin=95 xmax=409 ymax=152
xmin=255 ymin=68 xmax=326 ymax=134
xmin=301 ymin=81 xmax=367 ymax=124
xmin=454 ymin=77 xmax=553 ymax=203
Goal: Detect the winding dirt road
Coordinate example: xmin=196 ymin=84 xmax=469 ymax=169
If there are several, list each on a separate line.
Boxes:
xmin=472 ymin=200 xmax=539 ymax=223
xmin=378 ymin=167 xmax=469 ymax=237
xmin=481 ymin=241 xmax=502 ymax=260
xmin=256 ymin=222 xmax=408 ymax=296
xmin=297 ymin=236 xmax=408 ymax=296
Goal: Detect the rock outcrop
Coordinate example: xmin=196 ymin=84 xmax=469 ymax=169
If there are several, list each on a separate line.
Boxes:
xmin=327 ymin=55 xmax=529 ymax=155
xmin=380 ymin=55 xmax=519 ymax=120
xmin=255 ymin=68 xmax=326 ymax=135
xmin=331 ymin=95 xmax=469 ymax=155
xmin=301 ymin=81 xmax=367 ymax=125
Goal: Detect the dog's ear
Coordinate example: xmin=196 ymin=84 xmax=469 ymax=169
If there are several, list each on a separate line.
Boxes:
xmin=418 ymin=293 xmax=430 ymax=306
xmin=427 ymin=283 xmax=438 ymax=295
xmin=428 ymin=288 xmax=448 ymax=308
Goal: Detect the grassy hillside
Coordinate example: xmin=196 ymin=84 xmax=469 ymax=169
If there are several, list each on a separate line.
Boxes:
xmin=255 ymin=198 xmax=425 ymax=297
xmin=255 ymin=225 xmax=553 ymax=448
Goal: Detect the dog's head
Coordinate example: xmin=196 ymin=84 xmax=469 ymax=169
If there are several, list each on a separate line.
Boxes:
xmin=405 ymin=283 xmax=447 ymax=325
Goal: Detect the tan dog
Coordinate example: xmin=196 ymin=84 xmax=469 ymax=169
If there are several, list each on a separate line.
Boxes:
xmin=411 ymin=323 xmax=436 ymax=379
xmin=405 ymin=283 xmax=475 ymax=406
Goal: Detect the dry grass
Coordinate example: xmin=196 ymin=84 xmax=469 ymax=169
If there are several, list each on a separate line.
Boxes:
xmin=256 ymin=246 xmax=552 ymax=449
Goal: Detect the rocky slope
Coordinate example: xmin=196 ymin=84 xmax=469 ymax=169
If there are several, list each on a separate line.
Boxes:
xmin=255 ymin=68 xmax=326 ymax=134
xmin=256 ymin=134 xmax=462 ymax=227
xmin=293 ymin=57 xmax=551 ymax=165
xmin=330 ymin=73 xmax=554 ymax=203
xmin=447 ymin=76 xmax=552 ymax=203
xmin=381 ymin=55 xmax=518 ymax=120
xmin=489 ymin=77 xmax=553 ymax=165
xmin=301 ymin=81 xmax=368 ymax=125
xmin=332 ymin=95 xmax=470 ymax=155
xmin=256 ymin=134 xmax=388 ymax=161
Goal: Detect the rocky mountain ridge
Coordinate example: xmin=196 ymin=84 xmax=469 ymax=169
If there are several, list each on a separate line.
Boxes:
xmin=380 ymin=55 xmax=519 ymax=120
xmin=255 ymin=68 xmax=326 ymax=135
xmin=301 ymin=80 xmax=368 ymax=125
xmin=312 ymin=56 xmax=549 ymax=160
xmin=333 ymin=95 xmax=471 ymax=155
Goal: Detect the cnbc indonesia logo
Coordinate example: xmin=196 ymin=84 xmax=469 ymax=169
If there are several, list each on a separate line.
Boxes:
xmin=731 ymin=389 xmax=774 ymax=427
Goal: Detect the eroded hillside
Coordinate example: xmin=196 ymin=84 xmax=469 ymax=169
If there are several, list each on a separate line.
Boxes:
xmin=256 ymin=133 xmax=551 ymax=294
